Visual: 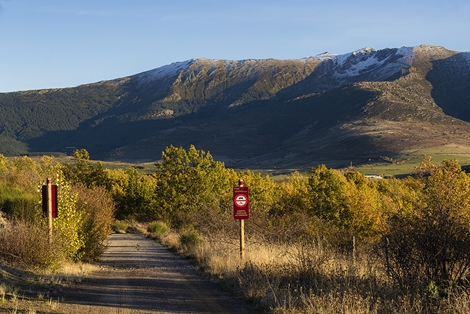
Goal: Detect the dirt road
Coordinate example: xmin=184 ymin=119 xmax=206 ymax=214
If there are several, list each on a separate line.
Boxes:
xmin=20 ymin=233 xmax=257 ymax=314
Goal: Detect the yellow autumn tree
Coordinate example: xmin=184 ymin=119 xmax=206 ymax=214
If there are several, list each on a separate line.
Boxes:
xmin=383 ymin=159 xmax=470 ymax=290
xmin=307 ymin=166 xmax=389 ymax=241
xmin=343 ymin=171 xmax=388 ymax=240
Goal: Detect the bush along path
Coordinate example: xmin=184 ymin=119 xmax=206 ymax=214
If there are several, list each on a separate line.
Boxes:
xmin=47 ymin=232 xmax=256 ymax=314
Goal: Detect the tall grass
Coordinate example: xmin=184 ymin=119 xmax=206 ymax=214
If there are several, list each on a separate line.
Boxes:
xmin=147 ymin=221 xmax=169 ymax=235
xmin=173 ymin=235 xmax=470 ymax=314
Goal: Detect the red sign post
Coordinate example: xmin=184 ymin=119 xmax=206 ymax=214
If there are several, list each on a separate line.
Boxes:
xmin=42 ymin=178 xmax=58 ymax=243
xmin=42 ymin=182 xmax=58 ymax=218
xmin=233 ymin=186 xmax=249 ymax=220
xmin=234 ymin=180 xmax=249 ymax=260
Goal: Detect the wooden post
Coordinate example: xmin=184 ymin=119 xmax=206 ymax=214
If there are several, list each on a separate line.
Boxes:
xmin=47 ymin=178 xmax=53 ymax=244
xmin=240 ymin=219 xmax=245 ymax=260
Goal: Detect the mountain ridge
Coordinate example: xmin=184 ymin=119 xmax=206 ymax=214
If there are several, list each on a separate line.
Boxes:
xmin=0 ymin=45 xmax=469 ymax=170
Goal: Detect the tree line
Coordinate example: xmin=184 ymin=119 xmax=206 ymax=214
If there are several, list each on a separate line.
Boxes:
xmin=1 ymin=145 xmax=470 ymax=292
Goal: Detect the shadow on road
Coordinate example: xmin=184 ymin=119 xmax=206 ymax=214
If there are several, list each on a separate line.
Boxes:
xmin=58 ymin=233 xmax=257 ymax=314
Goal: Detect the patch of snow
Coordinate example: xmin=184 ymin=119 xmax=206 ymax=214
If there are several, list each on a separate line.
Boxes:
xmin=134 ymin=60 xmax=192 ymax=83
xmin=131 ymin=45 xmax=456 ymax=87
xmin=396 ymin=46 xmax=414 ymax=63
xmin=309 ymin=52 xmax=338 ymax=61
xmin=309 ymin=46 xmax=415 ymax=81
xmin=352 ymin=46 xmax=376 ymax=55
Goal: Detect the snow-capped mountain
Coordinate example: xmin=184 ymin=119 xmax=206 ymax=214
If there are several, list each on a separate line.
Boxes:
xmin=136 ymin=46 xmax=416 ymax=87
xmin=127 ymin=45 xmax=467 ymax=109
xmin=0 ymin=45 xmax=469 ymax=169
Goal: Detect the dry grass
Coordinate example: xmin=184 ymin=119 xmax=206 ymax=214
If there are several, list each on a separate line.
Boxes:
xmin=0 ymin=260 xmax=96 ymax=313
xmin=35 ymin=261 xmax=99 ymax=285
xmin=0 ymin=283 xmax=7 ymax=302
xmin=0 ymin=222 xmax=67 ymax=270
xmin=158 ymin=231 xmax=183 ymax=250
xmin=0 ymin=223 xmax=97 ymax=310
xmin=169 ymin=235 xmax=470 ymax=314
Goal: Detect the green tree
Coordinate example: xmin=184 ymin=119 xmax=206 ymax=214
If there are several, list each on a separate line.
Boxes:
xmin=114 ymin=168 xmax=156 ymax=219
xmin=267 ymin=172 xmax=320 ymax=242
xmin=52 ymin=171 xmax=87 ymax=261
xmin=64 ymin=148 xmax=112 ymax=189
xmin=308 ymin=165 xmax=350 ymax=226
xmin=376 ymin=176 xmax=423 ymax=217
xmin=153 ymin=145 xmax=235 ymax=222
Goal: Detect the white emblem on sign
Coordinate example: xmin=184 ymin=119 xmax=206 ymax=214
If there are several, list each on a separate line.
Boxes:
xmin=234 ymin=194 xmax=247 ymax=207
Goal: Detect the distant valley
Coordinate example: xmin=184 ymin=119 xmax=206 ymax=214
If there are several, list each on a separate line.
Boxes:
xmin=0 ymin=45 xmax=469 ymax=170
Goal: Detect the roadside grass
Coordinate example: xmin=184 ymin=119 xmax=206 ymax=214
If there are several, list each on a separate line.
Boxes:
xmin=155 ymin=229 xmax=470 ymax=313
xmin=36 ymin=262 xmax=99 ymax=283
xmin=147 ymin=221 xmax=170 ymax=235
xmin=111 ymin=219 xmax=129 ymax=233
xmin=0 ymin=257 xmax=98 ymax=312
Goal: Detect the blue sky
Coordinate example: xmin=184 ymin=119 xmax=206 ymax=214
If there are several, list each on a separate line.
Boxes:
xmin=0 ymin=0 xmax=469 ymax=92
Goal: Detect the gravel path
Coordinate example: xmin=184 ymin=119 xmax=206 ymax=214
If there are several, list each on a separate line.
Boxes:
xmin=4 ymin=233 xmax=257 ymax=314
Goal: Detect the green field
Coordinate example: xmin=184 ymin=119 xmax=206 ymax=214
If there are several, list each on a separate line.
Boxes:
xmin=354 ymin=145 xmax=470 ymax=177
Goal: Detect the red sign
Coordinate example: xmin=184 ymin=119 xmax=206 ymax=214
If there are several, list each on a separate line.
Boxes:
xmin=233 ymin=186 xmax=249 ymax=220
xmin=42 ymin=184 xmax=58 ymax=218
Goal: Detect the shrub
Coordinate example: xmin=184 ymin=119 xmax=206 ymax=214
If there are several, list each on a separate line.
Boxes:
xmin=147 ymin=221 xmax=169 ymax=235
xmin=0 ymin=221 xmax=67 ymax=270
xmin=180 ymin=229 xmax=201 ymax=250
xmin=380 ymin=159 xmax=470 ymax=291
xmin=52 ymin=173 xmax=87 ymax=261
xmin=73 ymin=184 xmax=115 ymax=261
xmin=111 ymin=220 xmax=128 ymax=233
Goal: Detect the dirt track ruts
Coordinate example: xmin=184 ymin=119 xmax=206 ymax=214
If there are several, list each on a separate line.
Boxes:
xmin=52 ymin=233 xmax=257 ymax=314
